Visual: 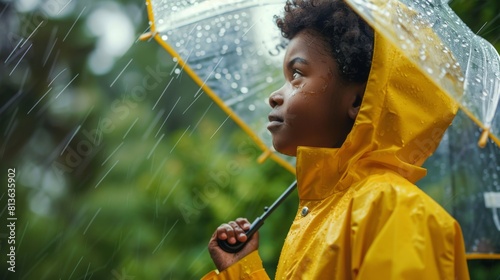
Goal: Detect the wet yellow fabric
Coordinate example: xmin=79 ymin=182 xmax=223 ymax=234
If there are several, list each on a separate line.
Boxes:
xmin=202 ymin=29 xmax=469 ymax=280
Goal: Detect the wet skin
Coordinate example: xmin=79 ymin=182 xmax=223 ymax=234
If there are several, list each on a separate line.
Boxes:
xmin=267 ymin=29 xmax=365 ymax=156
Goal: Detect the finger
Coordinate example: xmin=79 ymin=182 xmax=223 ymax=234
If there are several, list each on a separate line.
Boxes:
xmin=235 ymin=217 xmax=251 ymax=231
xmin=216 ymin=223 xmax=233 ymax=241
xmin=220 ymin=222 xmax=238 ymax=244
xmin=228 ymin=221 xmax=247 ymax=243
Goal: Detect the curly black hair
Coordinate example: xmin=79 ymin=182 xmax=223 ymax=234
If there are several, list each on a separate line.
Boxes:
xmin=275 ymin=0 xmax=374 ymax=84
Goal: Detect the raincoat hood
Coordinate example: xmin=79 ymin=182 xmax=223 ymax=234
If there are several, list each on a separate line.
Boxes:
xmin=296 ymin=30 xmax=458 ymax=200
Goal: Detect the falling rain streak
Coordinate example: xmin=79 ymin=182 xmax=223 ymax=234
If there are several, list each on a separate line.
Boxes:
xmin=162 ymin=179 xmax=181 ymax=204
xmin=60 ymin=125 xmax=81 ymax=155
xmin=152 ymin=219 xmax=179 ymax=254
xmin=9 ymin=44 xmax=32 ymax=76
xmin=55 ymin=73 xmax=79 ymax=98
xmin=94 ymin=160 xmax=119 ymax=188
xmin=48 ymin=68 xmax=67 ymax=87
xmin=4 ymin=38 xmax=23 ymax=63
xmin=110 ymin=58 xmax=133 ymax=87
xmin=63 ymin=6 xmax=87 ymax=42
xmin=147 ymin=133 xmax=165 ymax=160
xmin=20 ymin=21 xmax=44 ymax=48
xmin=210 ymin=115 xmax=231 ymax=139
xmin=123 ymin=117 xmax=139 ymax=139
xmin=155 ymin=96 xmax=181 ymax=137
xmin=152 ymin=77 xmax=175 ymax=110
xmin=101 ymin=141 xmax=124 ymax=166
xmin=170 ymin=125 xmax=191 ymax=153
xmin=83 ymin=208 xmax=102 ymax=235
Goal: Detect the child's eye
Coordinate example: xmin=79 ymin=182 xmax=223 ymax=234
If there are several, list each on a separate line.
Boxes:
xmin=292 ymin=70 xmax=302 ymax=80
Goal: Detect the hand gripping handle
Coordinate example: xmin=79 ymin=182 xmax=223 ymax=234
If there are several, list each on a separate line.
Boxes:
xmin=216 ymin=181 xmax=297 ymax=253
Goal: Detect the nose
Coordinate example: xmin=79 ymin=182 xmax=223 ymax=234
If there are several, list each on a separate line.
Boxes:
xmin=268 ymin=87 xmax=284 ymax=108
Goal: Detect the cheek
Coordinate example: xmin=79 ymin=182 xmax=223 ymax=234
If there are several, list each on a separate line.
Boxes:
xmin=319 ymin=76 xmax=332 ymax=93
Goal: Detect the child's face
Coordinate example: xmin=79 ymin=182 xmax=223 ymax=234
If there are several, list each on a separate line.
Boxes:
xmin=267 ymin=29 xmax=361 ymax=156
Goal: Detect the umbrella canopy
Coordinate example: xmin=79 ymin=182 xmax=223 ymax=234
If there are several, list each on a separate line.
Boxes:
xmin=141 ymin=0 xmax=500 ymax=259
xmin=141 ymin=0 xmax=294 ymax=172
xmin=345 ymin=0 xmax=500 ymax=148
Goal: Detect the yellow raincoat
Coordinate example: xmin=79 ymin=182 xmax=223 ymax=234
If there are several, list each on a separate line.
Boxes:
xmin=202 ymin=31 xmax=470 ymax=279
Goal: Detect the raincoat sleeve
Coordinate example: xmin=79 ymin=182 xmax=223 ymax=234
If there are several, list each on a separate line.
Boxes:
xmin=350 ymin=181 xmax=470 ymax=280
xmin=201 ymin=250 xmax=270 ymax=280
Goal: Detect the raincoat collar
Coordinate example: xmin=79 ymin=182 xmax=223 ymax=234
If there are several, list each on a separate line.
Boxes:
xmin=295 ymin=31 xmax=458 ymax=201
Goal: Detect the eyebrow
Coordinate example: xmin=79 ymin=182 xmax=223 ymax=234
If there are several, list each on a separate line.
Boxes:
xmin=287 ymin=57 xmax=308 ymax=69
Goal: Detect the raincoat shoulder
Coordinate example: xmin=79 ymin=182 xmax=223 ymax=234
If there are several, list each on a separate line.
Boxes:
xmin=201 ymin=251 xmax=270 ymax=280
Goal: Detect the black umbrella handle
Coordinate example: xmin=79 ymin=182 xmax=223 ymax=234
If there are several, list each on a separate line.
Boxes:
xmin=217 ymin=217 xmax=263 ymax=253
xmin=217 ymin=180 xmax=297 ymax=253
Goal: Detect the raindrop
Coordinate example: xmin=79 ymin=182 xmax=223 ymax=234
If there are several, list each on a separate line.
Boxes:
xmin=231 ymin=82 xmax=238 ymax=89
xmin=425 ymin=67 xmax=434 ymax=74
xmin=174 ymin=68 xmax=181 ymax=74
xmin=162 ymin=35 xmax=168 ymax=41
xmin=248 ymin=104 xmax=256 ymax=111
xmin=266 ymin=77 xmax=273 ymax=83
xmin=240 ymin=87 xmax=248 ymax=94
xmin=215 ymin=73 xmax=222 ymax=79
xmin=419 ymin=54 xmax=427 ymax=61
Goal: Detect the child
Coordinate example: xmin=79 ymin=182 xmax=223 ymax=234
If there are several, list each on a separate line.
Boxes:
xmin=203 ymin=0 xmax=469 ymax=279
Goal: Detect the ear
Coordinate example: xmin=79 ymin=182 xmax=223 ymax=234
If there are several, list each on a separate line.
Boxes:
xmin=347 ymin=86 xmax=365 ymax=121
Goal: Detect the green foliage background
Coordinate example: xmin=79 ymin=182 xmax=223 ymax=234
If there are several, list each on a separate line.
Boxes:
xmin=0 ymin=0 xmax=499 ymax=279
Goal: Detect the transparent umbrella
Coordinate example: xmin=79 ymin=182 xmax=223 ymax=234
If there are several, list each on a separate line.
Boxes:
xmin=140 ymin=0 xmax=500 ymax=257
xmin=345 ymin=0 xmax=500 ymax=147
xmin=141 ymin=0 xmax=294 ymax=173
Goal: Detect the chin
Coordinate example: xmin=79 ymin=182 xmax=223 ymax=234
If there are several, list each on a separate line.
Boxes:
xmin=272 ymin=142 xmax=297 ymax=157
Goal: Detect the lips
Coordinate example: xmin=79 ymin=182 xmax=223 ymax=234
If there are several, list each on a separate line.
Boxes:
xmin=267 ymin=113 xmax=284 ymax=131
